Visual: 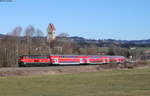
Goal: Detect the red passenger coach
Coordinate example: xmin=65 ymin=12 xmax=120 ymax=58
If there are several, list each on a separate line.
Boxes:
xmin=50 ymin=55 xmax=110 ymax=65
xmin=79 ymin=56 xmax=110 ymax=64
xmin=50 ymin=55 xmax=81 ymax=65
xmin=109 ymin=56 xmax=126 ymax=63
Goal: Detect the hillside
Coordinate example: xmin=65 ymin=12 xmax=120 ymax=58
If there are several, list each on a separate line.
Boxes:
xmin=0 ymin=33 xmax=6 ymax=38
xmin=0 ymin=33 xmax=150 ymax=47
xmin=69 ymin=36 xmax=150 ymax=47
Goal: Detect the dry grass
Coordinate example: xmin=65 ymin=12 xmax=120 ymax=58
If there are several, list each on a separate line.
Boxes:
xmin=0 ymin=65 xmax=150 ymax=96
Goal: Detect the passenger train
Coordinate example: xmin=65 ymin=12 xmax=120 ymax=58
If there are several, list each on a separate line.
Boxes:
xmin=18 ymin=55 xmax=126 ymax=67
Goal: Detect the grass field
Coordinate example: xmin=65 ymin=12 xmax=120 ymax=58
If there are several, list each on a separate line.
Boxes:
xmin=0 ymin=68 xmax=150 ymax=96
xmin=137 ymin=47 xmax=150 ymax=51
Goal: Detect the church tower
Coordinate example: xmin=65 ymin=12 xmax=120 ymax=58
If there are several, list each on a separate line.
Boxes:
xmin=47 ymin=23 xmax=56 ymax=42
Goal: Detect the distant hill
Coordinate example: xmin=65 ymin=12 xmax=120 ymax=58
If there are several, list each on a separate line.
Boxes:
xmin=0 ymin=33 xmax=6 ymax=38
xmin=69 ymin=36 xmax=150 ymax=47
xmin=0 ymin=34 xmax=150 ymax=47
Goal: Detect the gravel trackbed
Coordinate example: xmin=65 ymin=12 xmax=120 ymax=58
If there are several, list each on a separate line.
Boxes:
xmin=0 ymin=62 xmax=146 ymax=77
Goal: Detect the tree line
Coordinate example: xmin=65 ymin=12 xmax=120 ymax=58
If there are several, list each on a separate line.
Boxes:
xmin=0 ymin=26 xmax=145 ymax=67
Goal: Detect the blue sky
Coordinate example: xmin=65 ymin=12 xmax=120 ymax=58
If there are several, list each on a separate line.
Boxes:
xmin=0 ymin=0 xmax=150 ymax=40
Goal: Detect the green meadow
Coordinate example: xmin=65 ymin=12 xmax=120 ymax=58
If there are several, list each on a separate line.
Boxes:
xmin=0 ymin=67 xmax=150 ymax=96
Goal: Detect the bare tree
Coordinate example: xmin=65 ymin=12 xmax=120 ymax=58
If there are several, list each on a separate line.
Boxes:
xmin=58 ymin=32 xmax=69 ymax=37
xmin=35 ymin=29 xmax=44 ymax=37
xmin=0 ymin=26 xmax=23 ymax=67
xmin=87 ymin=44 xmax=98 ymax=55
xmin=9 ymin=26 xmax=22 ymax=37
xmin=24 ymin=25 xmax=35 ymax=55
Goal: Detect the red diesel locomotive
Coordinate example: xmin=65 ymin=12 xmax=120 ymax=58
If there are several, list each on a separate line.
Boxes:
xmin=19 ymin=55 xmax=51 ymax=66
xmin=18 ymin=55 xmax=126 ymax=67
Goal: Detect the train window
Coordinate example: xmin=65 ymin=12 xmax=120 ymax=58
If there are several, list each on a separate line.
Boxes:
xmin=37 ymin=56 xmax=48 ymax=58
xmin=19 ymin=56 xmax=23 ymax=58
xmin=39 ymin=56 xmax=48 ymax=58
xmin=24 ymin=56 xmax=30 ymax=58
xmin=23 ymin=56 xmax=48 ymax=59
xmin=89 ymin=56 xmax=100 ymax=58
xmin=61 ymin=56 xmax=77 ymax=58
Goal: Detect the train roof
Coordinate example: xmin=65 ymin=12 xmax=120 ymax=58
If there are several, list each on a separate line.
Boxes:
xmin=20 ymin=55 xmax=125 ymax=57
